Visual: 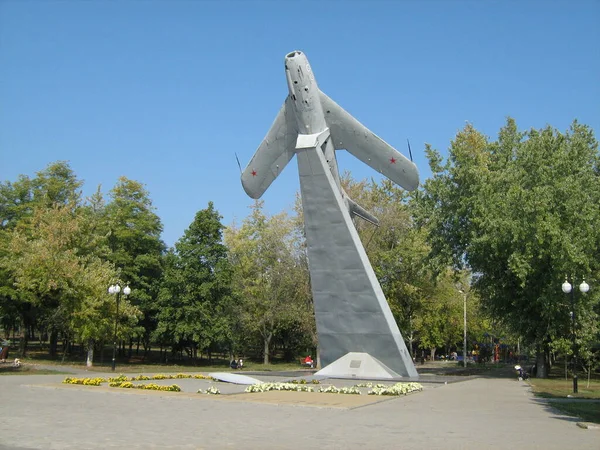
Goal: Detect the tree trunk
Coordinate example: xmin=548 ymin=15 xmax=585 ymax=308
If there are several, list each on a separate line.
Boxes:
xmin=263 ymin=333 xmax=272 ymax=365
xmin=49 ymin=330 xmax=58 ymax=358
xmin=18 ymin=315 xmax=29 ymax=357
xmin=430 ymin=347 xmax=436 ymax=362
xmin=316 ymin=342 xmax=321 ymax=369
xmin=86 ymin=340 xmax=94 ymax=368
xmin=143 ymin=339 xmax=150 ymax=359
xmin=407 ymin=315 xmax=414 ymax=358
xmin=61 ymin=337 xmax=71 ymax=363
xmin=535 ymin=346 xmax=548 ymax=378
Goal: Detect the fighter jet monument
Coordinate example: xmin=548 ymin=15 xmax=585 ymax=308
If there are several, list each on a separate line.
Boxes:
xmin=241 ymin=51 xmax=419 ymax=378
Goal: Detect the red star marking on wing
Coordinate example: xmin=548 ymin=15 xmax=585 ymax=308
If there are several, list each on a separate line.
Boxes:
xmin=390 ymin=157 xmax=396 ymax=164
xmin=251 ymin=170 xmax=257 ymax=176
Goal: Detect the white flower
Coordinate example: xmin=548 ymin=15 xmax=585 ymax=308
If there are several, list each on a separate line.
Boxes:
xmin=368 ymin=382 xmax=423 ymax=396
xmin=244 ymin=382 xmax=315 ymax=393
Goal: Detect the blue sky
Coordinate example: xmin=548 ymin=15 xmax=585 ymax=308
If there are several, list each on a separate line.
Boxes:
xmin=1 ymin=0 xmax=599 ymax=247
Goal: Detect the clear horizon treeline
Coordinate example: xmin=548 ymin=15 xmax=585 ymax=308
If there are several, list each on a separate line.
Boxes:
xmin=1 ymin=117 xmax=598 ymax=377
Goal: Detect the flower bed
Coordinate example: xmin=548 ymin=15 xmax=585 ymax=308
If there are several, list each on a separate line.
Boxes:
xmin=367 ymin=382 xmax=423 ymax=396
xmin=244 ymin=381 xmax=423 ymax=396
xmin=63 ymin=373 xmax=214 ymax=388
xmin=132 ymin=373 xmax=215 ymax=381
xmin=198 ymin=386 xmax=221 ymax=395
xmin=355 ymin=382 xmax=387 ymax=388
xmin=61 ymin=375 xmax=423 ymax=398
xmin=63 ymin=377 xmax=107 ymax=386
xmin=318 ymin=386 xmax=361 ymax=395
xmin=108 ymin=374 xmax=129 ymax=383
xmin=109 ymin=381 xmax=181 ymax=392
xmin=105 ymin=373 xmax=215 ymax=382
xmin=245 ymin=382 xmax=315 ymax=393
xmin=284 ymin=379 xmax=320 ymax=385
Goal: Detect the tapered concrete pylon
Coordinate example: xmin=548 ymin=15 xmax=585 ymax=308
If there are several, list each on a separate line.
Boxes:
xmin=297 ymin=145 xmax=417 ymax=378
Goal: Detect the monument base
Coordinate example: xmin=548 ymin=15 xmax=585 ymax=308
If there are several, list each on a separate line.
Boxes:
xmin=315 ymin=352 xmax=403 ymax=380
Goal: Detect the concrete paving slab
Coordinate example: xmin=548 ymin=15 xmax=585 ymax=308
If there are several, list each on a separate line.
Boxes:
xmin=33 ymin=382 xmax=403 ymax=409
xmin=1 ymin=372 xmax=598 ymax=449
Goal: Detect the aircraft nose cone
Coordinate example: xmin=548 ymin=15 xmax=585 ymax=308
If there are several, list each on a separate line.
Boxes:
xmin=286 ymin=50 xmax=303 ymax=59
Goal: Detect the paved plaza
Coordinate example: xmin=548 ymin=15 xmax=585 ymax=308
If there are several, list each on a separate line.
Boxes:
xmin=1 ymin=367 xmax=598 ymax=450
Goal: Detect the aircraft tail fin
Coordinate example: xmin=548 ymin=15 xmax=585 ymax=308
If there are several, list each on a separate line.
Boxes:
xmin=241 ymin=97 xmax=298 ymax=199
xmin=343 ymin=191 xmax=379 ymax=226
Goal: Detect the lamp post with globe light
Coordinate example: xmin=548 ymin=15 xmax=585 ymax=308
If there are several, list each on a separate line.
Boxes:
xmin=108 ymin=284 xmax=131 ymax=372
xmin=561 ymin=276 xmax=589 ymax=394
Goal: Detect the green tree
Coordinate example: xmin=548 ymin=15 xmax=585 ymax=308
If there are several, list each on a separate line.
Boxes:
xmin=31 ymin=161 xmax=82 ymax=207
xmin=0 ymin=161 xmax=84 ymax=355
xmin=105 ymin=177 xmax=165 ymax=356
xmin=288 ymin=194 xmax=318 ymax=362
xmin=0 ymin=161 xmax=81 ymax=232
xmin=225 ymin=201 xmax=312 ymax=364
xmin=421 ymin=119 xmax=600 ymax=377
xmin=0 ymin=175 xmax=33 ymax=231
xmin=4 ymin=202 xmax=136 ymax=361
xmin=341 ymin=175 xmax=455 ymax=358
xmin=155 ymin=202 xmax=233 ymax=361
xmin=75 ymin=187 xmax=141 ymax=367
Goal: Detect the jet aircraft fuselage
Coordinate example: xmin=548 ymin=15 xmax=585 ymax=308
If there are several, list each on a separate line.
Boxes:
xmin=285 ymin=51 xmax=341 ymax=188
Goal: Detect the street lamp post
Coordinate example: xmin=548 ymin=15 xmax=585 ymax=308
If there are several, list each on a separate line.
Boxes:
xmin=561 ymin=277 xmax=590 ymax=394
xmin=459 ymin=289 xmax=467 ymax=368
xmin=108 ymin=284 xmax=131 ymax=372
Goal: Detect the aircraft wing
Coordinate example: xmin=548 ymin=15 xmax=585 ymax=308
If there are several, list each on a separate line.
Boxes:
xmin=241 ymin=97 xmax=298 ymax=199
xmin=319 ymin=90 xmax=419 ymax=191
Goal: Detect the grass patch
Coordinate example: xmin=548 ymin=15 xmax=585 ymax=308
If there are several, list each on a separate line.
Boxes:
xmin=528 ymin=378 xmax=600 ymax=399
xmin=14 ymin=356 xmax=308 ymax=374
xmin=80 ymin=361 xmax=306 ymax=373
xmin=417 ymin=362 xmax=514 ymax=378
xmin=0 ymin=365 xmax=71 ymax=376
xmin=547 ymin=401 xmax=600 ymax=424
xmin=18 ymin=347 xmax=310 ymax=373
xmin=82 ymin=364 xmax=216 ymax=373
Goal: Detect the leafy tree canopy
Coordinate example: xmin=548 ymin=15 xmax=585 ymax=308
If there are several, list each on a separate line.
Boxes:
xmin=421 ymin=119 xmax=600 ymax=356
